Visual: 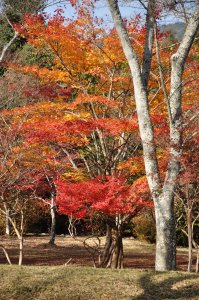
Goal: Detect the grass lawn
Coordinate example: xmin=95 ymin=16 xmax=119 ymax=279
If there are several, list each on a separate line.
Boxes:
xmin=0 ymin=265 xmax=199 ymax=300
xmin=0 ymin=236 xmax=198 ymax=299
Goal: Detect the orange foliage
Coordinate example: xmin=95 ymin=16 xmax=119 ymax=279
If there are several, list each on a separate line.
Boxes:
xmin=2 ymin=5 xmax=197 ymax=217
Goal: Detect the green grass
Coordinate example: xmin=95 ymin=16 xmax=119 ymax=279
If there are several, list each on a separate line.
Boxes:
xmin=0 ymin=265 xmax=198 ymax=300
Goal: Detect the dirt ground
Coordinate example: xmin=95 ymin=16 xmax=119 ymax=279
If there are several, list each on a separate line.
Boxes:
xmin=0 ymin=235 xmax=192 ymax=271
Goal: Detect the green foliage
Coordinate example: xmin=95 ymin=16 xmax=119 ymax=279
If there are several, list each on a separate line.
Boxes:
xmin=0 ymin=15 xmax=15 ymax=47
xmin=20 ymin=44 xmax=54 ymax=69
xmin=1 ymin=0 xmax=46 ymax=16
xmin=133 ymin=211 xmax=156 ymax=243
xmin=0 ymin=14 xmax=25 ymax=63
xmin=23 ymin=200 xmax=50 ymax=234
xmin=0 ymin=0 xmax=46 ymax=73
xmin=176 ymin=229 xmax=188 ymax=247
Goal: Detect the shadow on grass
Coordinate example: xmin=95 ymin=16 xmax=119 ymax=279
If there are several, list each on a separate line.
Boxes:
xmin=134 ymin=272 xmax=199 ymax=300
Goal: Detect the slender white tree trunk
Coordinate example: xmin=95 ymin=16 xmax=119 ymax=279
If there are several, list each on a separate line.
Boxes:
xmin=0 ymin=244 xmax=12 ymax=265
xmin=0 ymin=15 xmax=18 ymax=63
xmin=18 ymin=209 xmax=24 ymax=266
xmin=4 ymin=203 xmax=11 ymax=235
xmin=18 ymin=236 xmax=23 ymax=266
xmin=187 ymin=209 xmax=193 ymax=272
xmin=196 ymin=247 xmax=199 ymax=273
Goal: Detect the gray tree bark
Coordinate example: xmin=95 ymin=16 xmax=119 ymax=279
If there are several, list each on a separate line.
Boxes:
xmin=101 ymin=223 xmax=113 ymax=267
xmin=141 ymin=0 xmax=155 ymax=89
xmin=49 ymin=205 xmax=56 ymax=245
xmin=106 ymin=0 xmax=199 ymax=271
xmin=101 ymin=222 xmax=124 ymax=269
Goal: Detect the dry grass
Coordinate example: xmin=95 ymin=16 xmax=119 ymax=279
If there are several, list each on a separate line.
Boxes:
xmin=0 ymin=265 xmax=198 ymax=300
xmin=0 ymin=236 xmax=198 ymax=299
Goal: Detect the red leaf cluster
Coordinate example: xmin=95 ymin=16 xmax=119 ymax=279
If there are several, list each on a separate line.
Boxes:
xmin=56 ymin=175 xmax=152 ymax=218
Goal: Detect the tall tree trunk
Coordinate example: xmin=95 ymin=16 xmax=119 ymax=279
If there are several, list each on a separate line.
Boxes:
xmin=155 ymin=193 xmax=176 ymax=271
xmin=49 ymin=205 xmax=56 ymax=245
xmin=106 ymin=0 xmax=199 ymax=271
xmin=187 ymin=209 xmax=192 ymax=272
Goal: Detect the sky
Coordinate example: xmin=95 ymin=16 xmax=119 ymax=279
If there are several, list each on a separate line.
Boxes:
xmin=44 ymin=0 xmax=181 ymax=25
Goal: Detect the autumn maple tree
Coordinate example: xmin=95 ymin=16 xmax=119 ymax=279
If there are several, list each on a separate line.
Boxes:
xmin=1 ymin=8 xmax=151 ymax=266
xmin=55 ymin=174 xmax=152 ymax=268
xmin=0 ymin=0 xmax=198 ymax=271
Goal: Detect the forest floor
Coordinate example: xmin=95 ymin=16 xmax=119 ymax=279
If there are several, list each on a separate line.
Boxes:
xmin=0 ymin=235 xmax=197 ymax=271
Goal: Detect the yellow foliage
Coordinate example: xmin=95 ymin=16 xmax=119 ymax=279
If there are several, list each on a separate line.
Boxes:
xmin=61 ymin=169 xmax=89 ymax=182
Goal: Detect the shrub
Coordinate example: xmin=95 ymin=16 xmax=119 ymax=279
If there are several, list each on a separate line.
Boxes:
xmin=133 ymin=210 xmax=156 ymax=243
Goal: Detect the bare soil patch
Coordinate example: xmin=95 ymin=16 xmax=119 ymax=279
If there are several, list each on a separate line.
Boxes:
xmin=0 ymin=235 xmax=190 ymax=270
